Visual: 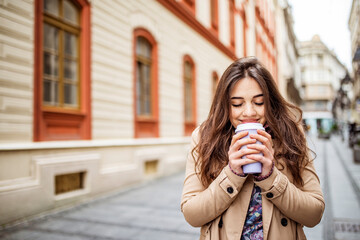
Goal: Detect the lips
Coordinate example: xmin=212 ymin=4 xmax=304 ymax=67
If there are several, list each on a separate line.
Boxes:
xmin=241 ymin=119 xmax=258 ymax=123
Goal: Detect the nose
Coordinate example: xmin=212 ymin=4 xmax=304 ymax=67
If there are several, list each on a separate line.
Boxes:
xmin=243 ymin=104 xmax=256 ymax=117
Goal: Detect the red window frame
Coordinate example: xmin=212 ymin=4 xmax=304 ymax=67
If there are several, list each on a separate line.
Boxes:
xmin=34 ymin=0 xmax=91 ymax=141
xmin=133 ymin=28 xmax=159 ymax=138
xmin=183 ymin=55 xmax=197 ymax=136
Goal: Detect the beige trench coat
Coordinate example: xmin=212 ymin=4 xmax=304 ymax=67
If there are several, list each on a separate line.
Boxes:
xmin=181 ymin=128 xmax=325 ymax=240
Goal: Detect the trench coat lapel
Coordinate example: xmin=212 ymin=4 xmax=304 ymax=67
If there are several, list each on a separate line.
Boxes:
xmin=218 ymin=176 xmax=274 ymax=240
xmin=261 ymin=195 xmax=274 ymax=240
xmin=225 ymin=178 xmax=253 ymax=239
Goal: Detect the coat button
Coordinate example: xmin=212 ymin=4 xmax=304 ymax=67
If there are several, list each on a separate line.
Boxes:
xmin=281 ymin=218 xmax=288 ymax=226
xmin=227 ymin=187 xmax=234 ymax=194
xmin=266 ymin=192 xmax=273 ymax=198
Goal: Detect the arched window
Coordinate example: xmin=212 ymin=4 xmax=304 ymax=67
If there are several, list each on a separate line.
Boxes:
xmin=183 ymin=55 xmax=196 ymax=136
xmin=136 ymin=37 xmax=152 ymax=117
xmin=134 ymin=28 xmax=159 ymax=138
xmin=34 ymin=0 xmax=91 ymax=141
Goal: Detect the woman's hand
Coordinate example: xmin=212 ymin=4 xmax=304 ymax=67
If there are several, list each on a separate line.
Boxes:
xmin=245 ymin=129 xmax=274 ymax=177
xmin=228 ymin=131 xmax=261 ymax=175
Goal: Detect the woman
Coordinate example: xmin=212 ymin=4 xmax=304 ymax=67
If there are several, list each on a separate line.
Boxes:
xmin=181 ymin=57 xmax=324 ymax=240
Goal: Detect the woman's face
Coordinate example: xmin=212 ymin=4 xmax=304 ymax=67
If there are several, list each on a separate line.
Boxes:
xmin=229 ymin=77 xmax=266 ymax=128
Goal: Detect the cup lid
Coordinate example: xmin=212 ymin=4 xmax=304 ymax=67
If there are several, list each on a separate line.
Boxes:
xmin=236 ymin=123 xmax=264 ymax=132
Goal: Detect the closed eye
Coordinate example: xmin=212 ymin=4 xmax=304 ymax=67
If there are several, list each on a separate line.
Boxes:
xmin=255 ymin=102 xmax=264 ymax=106
xmin=232 ymin=104 xmax=243 ymax=107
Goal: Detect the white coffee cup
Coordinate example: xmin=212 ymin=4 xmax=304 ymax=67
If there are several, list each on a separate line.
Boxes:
xmin=235 ymin=123 xmax=265 ymax=174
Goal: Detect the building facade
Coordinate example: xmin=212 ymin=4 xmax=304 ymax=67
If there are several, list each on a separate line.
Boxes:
xmin=348 ymin=0 xmax=360 ymax=124
xmin=0 ymin=0 xmax=285 ymax=225
xmin=299 ymin=35 xmax=347 ymax=135
xmin=275 ymin=0 xmax=301 ymax=105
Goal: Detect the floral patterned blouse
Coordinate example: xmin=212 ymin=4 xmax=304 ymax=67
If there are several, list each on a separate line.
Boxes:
xmin=241 ymin=184 xmax=263 ymax=240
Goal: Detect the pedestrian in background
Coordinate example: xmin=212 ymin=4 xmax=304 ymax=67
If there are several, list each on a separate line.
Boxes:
xmin=181 ymin=57 xmax=325 ymax=240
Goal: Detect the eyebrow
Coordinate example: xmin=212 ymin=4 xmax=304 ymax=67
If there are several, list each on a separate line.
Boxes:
xmin=230 ymin=94 xmax=264 ymax=100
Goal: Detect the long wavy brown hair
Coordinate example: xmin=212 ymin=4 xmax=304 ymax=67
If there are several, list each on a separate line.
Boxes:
xmin=194 ymin=57 xmax=311 ymax=188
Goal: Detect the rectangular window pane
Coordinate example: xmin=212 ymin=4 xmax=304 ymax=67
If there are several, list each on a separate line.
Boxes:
xmin=64 ymin=59 xmax=77 ymax=81
xmin=43 ymin=23 xmax=59 ymax=51
xmin=43 ymin=52 xmax=59 ymax=77
xmin=136 ymin=62 xmax=141 ymax=115
xmin=43 ymin=79 xmax=59 ymax=106
xmin=64 ymin=0 xmax=79 ymax=25
xmin=64 ymin=83 xmax=77 ymax=105
xmin=144 ymin=65 xmax=151 ymax=115
xmin=43 ymin=80 xmax=51 ymax=103
xmin=185 ymin=79 xmax=193 ymax=121
xmin=44 ymin=0 xmax=59 ymax=17
xmin=43 ymin=49 xmax=59 ymax=106
xmin=64 ymin=32 xmax=77 ymax=57
xmin=140 ymin=65 xmax=146 ymax=115
xmin=136 ymin=62 xmax=152 ymax=117
xmin=53 ymin=81 xmax=58 ymax=105
xmin=185 ymin=62 xmax=192 ymax=79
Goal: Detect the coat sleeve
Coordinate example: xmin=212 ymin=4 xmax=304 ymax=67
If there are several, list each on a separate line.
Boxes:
xmin=181 ymin=128 xmax=248 ymax=227
xmin=255 ymin=160 xmax=325 ymax=227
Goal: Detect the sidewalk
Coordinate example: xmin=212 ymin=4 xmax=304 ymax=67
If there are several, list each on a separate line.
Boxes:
xmin=304 ymin=135 xmax=360 ymax=240
xmin=0 ymin=172 xmax=199 ymax=240
xmin=327 ymin=135 xmax=360 ymax=240
xmin=0 ymin=135 xmax=359 ymax=240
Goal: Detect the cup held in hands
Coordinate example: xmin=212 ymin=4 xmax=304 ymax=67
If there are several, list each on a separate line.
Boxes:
xmin=235 ymin=123 xmax=265 ymax=174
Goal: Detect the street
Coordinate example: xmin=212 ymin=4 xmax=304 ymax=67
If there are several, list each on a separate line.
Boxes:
xmin=303 ymin=134 xmax=360 ymax=240
xmin=0 ymin=135 xmax=359 ymax=240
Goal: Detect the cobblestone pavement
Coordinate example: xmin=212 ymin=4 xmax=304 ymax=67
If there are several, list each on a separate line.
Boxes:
xmin=0 ymin=135 xmax=359 ymax=240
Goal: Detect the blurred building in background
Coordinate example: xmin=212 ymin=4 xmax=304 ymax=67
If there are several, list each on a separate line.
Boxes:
xmin=348 ymin=0 xmax=360 ymax=125
xmin=275 ymin=0 xmax=302 ymax=106
xmin=0 ymin=0 xmax=293 ymax=225
xmin=299 ymin=35 xmax=347 ymax=136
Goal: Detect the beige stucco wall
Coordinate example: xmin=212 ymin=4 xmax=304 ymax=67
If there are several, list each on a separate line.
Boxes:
xmin=0 ymin=0 xmax=236 ymax=226
xmin=0 ymin=0 xmax=34 ymax=143
xmin=0 ymin=138 xmax=189 ymax=225
xmin=91 ymin=0 xmax=232 ymax=139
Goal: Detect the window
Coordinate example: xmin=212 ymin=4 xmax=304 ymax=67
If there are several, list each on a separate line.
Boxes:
xmin=136 ymin=37 xmax=152 ymax=117
xmin=183 ymin=55 xmax=196 ymax=136
xmin=134 ymin=28 xmax=159 ymax=138
xmin=210 ymin=0 xmax=219 ymax=36
xmin=43 ymin=0 xmax=79 ymax=108
xmin=34 ymin=0 xmax=91 ymax=141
